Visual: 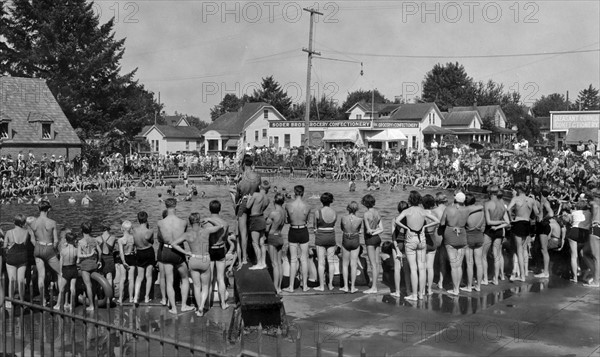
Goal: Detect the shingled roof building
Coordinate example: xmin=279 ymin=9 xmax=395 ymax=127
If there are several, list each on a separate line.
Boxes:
xmin=0 ymin=76 xmax=82 ymax=159
xmin=136 ymin=116 xmax=203 ymax=156
xmin=441 ymin=110 xmax=492 ymax=143
xmin=449 ymin=105 xmax=516 ymax=143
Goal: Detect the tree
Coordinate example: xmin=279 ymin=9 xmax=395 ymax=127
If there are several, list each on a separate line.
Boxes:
xmin=422 ymin=62 xmax=476 ymax=111
xmin=515 ymin=115 xmax=541 ymax=144
xmin=339 ymin=89 xmax=389 ymax=115
xmin=1 ymin=0 xmax=161 ymax=141
xmin=474 ymin=79 xmax=505 ymax=106
xmin=532 ymin=93 xmax=569 ymax=117
xmin=289 ymin=95 xmax=339 ymax=121
xmin=250 ymin=76 xmax=293 ymax=119
xmin=575 ymin=84 xmax=600 ymax=110
xmin=210 ymin=93 xmax=248 ymax=121
xmin=183 ymin=115 xmax=209 ymax=131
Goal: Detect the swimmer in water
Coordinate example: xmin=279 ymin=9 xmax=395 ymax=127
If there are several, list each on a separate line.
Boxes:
xmin=115 ymin=192 xmax=128 ymax=204
xmin=201 ymin=191 xmax=206 ymax=198
xmin=68 ymin=196 xmax=76 ymax=204
xmin=158 ymin=193 xmax=164 ymax=203
xmin=81 ymin=193 xmax=92 ymax=205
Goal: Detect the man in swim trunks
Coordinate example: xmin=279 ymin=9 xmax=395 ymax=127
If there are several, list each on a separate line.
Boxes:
xmin=586 ymin=188 xmax=599 ymax=287
xmin=483 ymin=186 xmax=510 ymax=285
xmin=507 ymin=182 xmax=539 ymax=282
xmin=30 ymin=200 xmax=61 ymax=305
xmin=171 ymin=213 xmax=223 ymax=316
xmin=284 ymin=185 xmax=311 ymax=293
xmin=246 ymin=180 xmax=271 ymax=270
xmin=439 ymin=192 xmax=483 ymax=295
xmin=266 ymin=193 xmax=286 ymax=293
xmin=206 ymin=200 xmax=230 ymax=309
xmin=232 ymin=155 xmax=261 ymax=266
xmin=133 ymin=211 xmax=155 ymax=304
xmin=157 ymin=198 xmax=193 ymax=314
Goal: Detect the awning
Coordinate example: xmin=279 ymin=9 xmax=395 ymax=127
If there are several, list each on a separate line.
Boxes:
xmin=448 ymin=128 xmax=493 ymax=135
xmin=565 ymin=128 xmax=599 ymax=145
xmin=322 ymin=129 xmax=360 ymax=142
xmin=422 ymin=125 xmax=453 ymax=135
xmin=225 ymin=139 xmax=238 ymax=147
xmin=366 ymin=129 xmax=407 ymax=141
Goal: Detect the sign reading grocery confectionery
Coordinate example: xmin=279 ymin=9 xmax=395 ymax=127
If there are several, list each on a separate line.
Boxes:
xmin=269 ymin=121 xmax=419 ymax=129
xmin=550 ymin=111 xmax=600 ymax=131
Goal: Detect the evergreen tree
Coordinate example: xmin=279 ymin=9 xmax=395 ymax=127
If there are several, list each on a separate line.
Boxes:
xmin=251 ymin=76 xmax=293 ymax=119
xmin=210 ymin=93 xmax=248 ymax=120
xmin=575 ymin=84 xmax=600 ymax=110
xmin=288 ymin=95 xmax=339 ymax=121
xmin=1 ymin=0 xmax=160 ymax=142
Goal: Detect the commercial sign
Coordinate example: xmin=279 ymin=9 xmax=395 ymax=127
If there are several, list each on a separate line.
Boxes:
xmin=550 ymin=112 xmax=600 ymax=131
xmin=269 ymin=120 xmax=419 ymax=129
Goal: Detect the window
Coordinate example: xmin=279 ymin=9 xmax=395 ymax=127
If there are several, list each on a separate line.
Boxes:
xmin=412 ymin=136 xmax=417 ymax=149
xmin=356 ymin=114 xmax=362 ymax=120
xmin=262 ymin=129 xmax=267 ymax=138
xmin=155 ymin=140 xmax=160 ymax=152
xmin=185 ymin=141 xmax=190 ymax=150
xmin=274 ymin=136 xmax=279 ymax=147
xmin=255 ymin=130 xmax=259 ymax=142
xmin=284 ymin=134 xmax=290 ymax=148
xmin=263 ymin=109 xmax=269 ymax=118
xmin=196 ymin=141 xmax=201 ymax=150
xmin=0 ymin=123 xmax=8 ymax=139
xmin=42 ymin=123 xmax=52 ymax=139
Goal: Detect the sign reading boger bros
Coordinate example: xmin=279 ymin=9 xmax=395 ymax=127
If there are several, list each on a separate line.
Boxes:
xmin=550 ymin=111 xmax=600 ymax=131
xmin=269 ymin=121 xmax=419 ymax=128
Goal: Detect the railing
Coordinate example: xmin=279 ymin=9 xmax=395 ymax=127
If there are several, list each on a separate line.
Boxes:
xmin=1 ymin=275 xmax=384 ymax=357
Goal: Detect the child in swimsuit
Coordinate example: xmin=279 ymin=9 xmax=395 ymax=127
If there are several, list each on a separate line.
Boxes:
xmin=3 ymin=214 xmax=32 ymax=308
xmin=362 ymin=194 xmax=384 ymax=294
xmin=55 ymin=232 xmax=78 ymax=311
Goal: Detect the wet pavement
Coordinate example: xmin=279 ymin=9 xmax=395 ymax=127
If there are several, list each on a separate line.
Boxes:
xmin=3 ymin=274 xmax=598 ymax=356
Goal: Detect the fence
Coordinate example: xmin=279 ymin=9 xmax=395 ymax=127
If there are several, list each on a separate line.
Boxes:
xmin=1 ymin=276 xmax=382 ymax=357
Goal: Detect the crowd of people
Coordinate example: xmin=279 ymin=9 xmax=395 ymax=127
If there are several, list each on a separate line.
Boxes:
xmin=1 ymin=140 xmax=599 ymax=315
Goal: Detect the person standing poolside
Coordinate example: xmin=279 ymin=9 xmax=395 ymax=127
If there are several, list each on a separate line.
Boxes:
xmin=30 ymin=200 xmax=61 ymax=305
xmin=585 ymin=189 xmax=599 ymax=287
xmin=232 ymin=155 xmax=261 ymax=266
xmin=78 ymin=222 xmax=100 ymax=311
xmin=284 ymin=185 xmax=311 ymax=293
xmin=157 ymin=198 xmax=193 ymax=314
xmin=362 ymin=194 xmax=384 ymax=294
xmin=432 ymin=193 xmax=449 ymax=290
xmin=440 ymin=192 xmax=482 ymax=296
xmin=394 ymin=191 xmax=439 ymax=301
xmin=118 ymin=221 xmax=136 ymax=305
xmin=266 ymin=193 xmax=286 ymax=294
xmin=463 ymin=193 xmax=485 ymax=293
xmin=507 ymin=182 xmax=539 ymax=282
xmin=534 ymin=186 xmax=555 ymax=279
xmin=314 ymin=192 xmax=337 ymax=291
xmin=96 ymin=224 xmax=116 ymax=297
xmin=171 ymin=213 xmax=223 ymax=317
xmin=133 ymin=211 xmax=155 ymax=304
xmin=246 ymin=180 xmax=271 ymax=270
xmin=483 ymin=186 xmax=510 ymax=285
xmin=54 ymin=232 xmax=78 ymax=311
xmin=391 ymin=201 xmax=410 ymax=297
xmin=423 ymin=194 xmax=443 ymax=296
xmin=566 ymin=199 xmax=592 ymax=283
xmin=206 ymin=200 xmax=230 ymax=309
xmin=3 ymin=214 xmax=33 ymax=309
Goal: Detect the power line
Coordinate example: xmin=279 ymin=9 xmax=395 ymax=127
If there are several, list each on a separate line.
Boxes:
xmin=323 ymin=48 xmax=600 ymax=59
xmin=315 ymin=56 xmax=362 ymax=64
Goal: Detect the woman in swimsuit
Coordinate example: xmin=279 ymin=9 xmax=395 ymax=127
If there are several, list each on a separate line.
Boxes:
xmin=3 ymin=214 xmax=32 ymax=308
xmin=340 ymin=201 xmax=362 ymax=293
xmin=566 ymin=199 xmax=592 ymax=283
xmin=314 ymin=192 xmax=337 ymax=291
xmin=118 ymin=221 xmax=136 ymax=304
xmin=423 ymin=194 xmax=443 ymax=296
xmin=96 ymin=224 xmax=116 ymax=293
xmin=391 ymin=201 xmax=410 ymax=297
xmin=55 ymin=231 xmax=78 ymax=311
xmin=394 ymin=191 xmax=440 ymax=301
xmin=362 ymin=194 xmax=384 ymax=294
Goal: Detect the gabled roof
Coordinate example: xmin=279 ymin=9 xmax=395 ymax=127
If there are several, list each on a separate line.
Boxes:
xmin=451 ymin=105 xmax=504 ymax=120
xmin=201 ymin=102 xmax=277 ymax=136
xmin=0 ymin=76 xmax=81 ymax=145
xmin=345 ymin=101 xmax=401 ymax=114
xmin=387 ymin=103 xmax=440 ymax=121
xmin=442 ymin=111 xmax=481 ymax=127
xmin=163 ymin=115 xmax=189 ymax=127
xmin=148 ymin=125 xmax=202 ymax=139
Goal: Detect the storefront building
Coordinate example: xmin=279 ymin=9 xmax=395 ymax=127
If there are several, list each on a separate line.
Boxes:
xmin=550 ymin=111 xmax=600 ymax=150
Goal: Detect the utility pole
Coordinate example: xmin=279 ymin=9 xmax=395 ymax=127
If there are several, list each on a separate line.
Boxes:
xmin=302 ymin=8 xmax=322 ymax=150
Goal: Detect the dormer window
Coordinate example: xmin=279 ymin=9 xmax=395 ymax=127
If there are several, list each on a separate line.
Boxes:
xmin=42 ymin=123 xmax=52 ymax=139
xmin=263 ymin=109 xmax=269 ymax=119
xmin=0 ymin=122 xmax=9 ymax=139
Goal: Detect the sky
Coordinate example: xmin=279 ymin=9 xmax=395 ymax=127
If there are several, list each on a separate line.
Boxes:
xmin=96 ymin=0 xmax=600 ymax=120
